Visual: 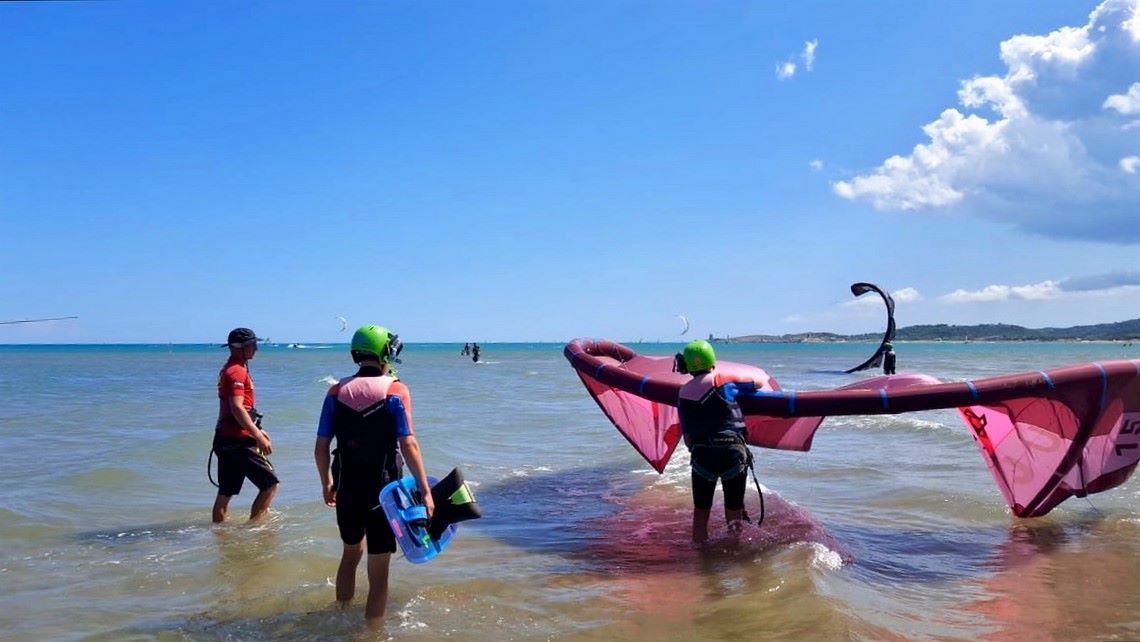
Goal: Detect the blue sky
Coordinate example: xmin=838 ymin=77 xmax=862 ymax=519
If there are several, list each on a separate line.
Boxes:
xmin=3 ymin=0 xmax=1139 ymax=343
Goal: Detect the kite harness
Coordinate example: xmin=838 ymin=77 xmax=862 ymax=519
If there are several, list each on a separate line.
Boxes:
xmin=207 ymin=408 xmax=264 ymax=488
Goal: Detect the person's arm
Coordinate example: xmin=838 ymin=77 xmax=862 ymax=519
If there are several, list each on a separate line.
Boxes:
xmin=315 ymin=436 xmax=334 ymax=506
xmin=314 ymin=391 xmax=338 ymax=507
xmin=677 ymin=394 xmax=693 ymax=448
xmin=389 ymin=385 xmax=433 ymax=518
xmin=398 ymin=435 xmax=433 ymax=518
xmin=229 ymin=395 xmax=272 ymax=454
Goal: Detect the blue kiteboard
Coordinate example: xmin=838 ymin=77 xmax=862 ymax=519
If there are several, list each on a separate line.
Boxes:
xmin=379 ymin=467 xmax=481 ymax=564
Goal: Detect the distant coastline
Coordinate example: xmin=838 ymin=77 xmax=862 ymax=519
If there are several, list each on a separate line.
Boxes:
xmin=715 ymin=318 xmax=1140 ymax=344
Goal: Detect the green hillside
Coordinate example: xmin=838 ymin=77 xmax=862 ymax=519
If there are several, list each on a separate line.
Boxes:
xmin=721 ymin=318 xmax=1140 ymax=343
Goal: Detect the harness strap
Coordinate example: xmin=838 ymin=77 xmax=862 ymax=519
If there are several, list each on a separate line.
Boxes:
xmin=207 ymin=448 xmax=219 ymax=489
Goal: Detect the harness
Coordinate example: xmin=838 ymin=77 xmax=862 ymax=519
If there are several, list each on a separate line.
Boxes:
xmin=207 ymin=408 xmax=263 ymax=488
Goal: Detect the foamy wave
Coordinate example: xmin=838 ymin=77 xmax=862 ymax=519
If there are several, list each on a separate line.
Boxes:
xmin=808 ymin=542 xmax=844 ymax=570
xmin=843 ymin=414 xmax=954 ymax=432
xmin=508 ymin=465 xmax=552 ymax=478
xmin=397 ymin=595 xmax=428 ymax=631
xmin=317 ymin=375 xmax=337 ymax=386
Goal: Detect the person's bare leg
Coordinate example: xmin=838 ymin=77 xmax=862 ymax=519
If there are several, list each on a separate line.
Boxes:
xmin=249 ymin=483 xmax=278 ymax=522
xmin=725 ymin=508 xmax=745 ymax=535
xmin=364 ymin=552 xmax=392 ymax=623
xmin=692 ymin=508 xmax=711 ymax=544
xmin=212 ymin=495 xmax=231 ymax=523
xmin=337 ymin=542 xmax=364 ymax=605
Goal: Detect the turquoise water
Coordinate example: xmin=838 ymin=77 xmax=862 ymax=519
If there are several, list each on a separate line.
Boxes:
xmin=2 ymin=341 xmax=1139 ymax=641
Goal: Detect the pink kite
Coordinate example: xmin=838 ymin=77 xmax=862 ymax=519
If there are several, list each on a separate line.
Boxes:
xmin=564 ymin=338 xmax=1140 ymax=518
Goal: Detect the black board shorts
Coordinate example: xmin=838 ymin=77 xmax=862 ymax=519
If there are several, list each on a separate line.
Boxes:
xmin=690 ymin=447 xmax=747 ymax=511
xmin=336 ymin=496 xmax=397 ymax=555
xmin=214 ymin=437 xmax=279 ymax=497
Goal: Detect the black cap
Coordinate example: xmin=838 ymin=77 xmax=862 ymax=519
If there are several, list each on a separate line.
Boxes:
xmin=226 ymin=327 xmax=260 ymax=347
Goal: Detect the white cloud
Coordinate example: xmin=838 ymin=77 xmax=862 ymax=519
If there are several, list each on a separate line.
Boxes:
xmin=940 ymin=271 xmax=1140 ymax=303
xmin=1122 ymin=155 xmax=1140 ymax=172
xmin=809 ymin=159 xmax=824 ymax=171
xmin=1125 ymin=2 xmax=1140 ymax=39
xmin=834 ymin=0 xmax=1140 ymax=243
xmin=776 ymin=38 xmax=818 ymax=81
xmin=845 ymin=286 xmax=922 ymax=307
xmin=803 ymin=39 xmax=818 ymax=72
xmin=941 ymin=281 xmax=1063 ymax=303
xmin=1104 ymin=82 xmax=1140 ymax=114
xmin=893 ymin=287 xmax=922 ymax=303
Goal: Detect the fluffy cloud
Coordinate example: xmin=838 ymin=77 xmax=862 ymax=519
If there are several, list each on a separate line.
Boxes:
xmin=803 ymin=39 xmax=818 ymax=72
xmin=1121 ymin=155 xmax=1140 ymax=172
xmin=834 ymin=0 xmax=1140 ymax=243
xmin=941 ymin=281 xmax=1063 ymax=303
xmin=775 ymin=39 xmax=819 ymax=80
xmin=845 ymin=286 xmax=922 ymax=307
xmin=809 ymin=159 xmax=824 ymax=171
xmin=940 ymin=271 xmax=1140 ymax=302
xmin=1104 ymin=82 xmax=1140 ymax=114
xmin=892 ymin=287 xmax=922 ymax=303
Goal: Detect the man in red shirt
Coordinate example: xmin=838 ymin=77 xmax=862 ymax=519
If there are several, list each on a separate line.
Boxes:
xmin=212 ymin=327 xmax=279 ymax=523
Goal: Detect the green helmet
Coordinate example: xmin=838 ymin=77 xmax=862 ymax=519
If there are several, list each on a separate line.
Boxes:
xmin=682 ymin=340 xmax=716 ymax=373
xmin=351 ymin=325 xmax=391 ymax=361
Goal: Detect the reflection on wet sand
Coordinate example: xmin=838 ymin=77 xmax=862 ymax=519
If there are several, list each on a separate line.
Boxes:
xmin=967 ymin=519 xmax=1140 ymax=642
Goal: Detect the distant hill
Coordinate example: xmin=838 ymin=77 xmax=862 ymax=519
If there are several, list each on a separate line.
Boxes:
xmin=719 ymin=318 xmax=1140 ymax=343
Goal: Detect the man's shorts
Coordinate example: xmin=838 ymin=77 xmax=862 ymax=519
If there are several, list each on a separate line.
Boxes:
xmin=214 ymin=437 xmax=279 ymax=497
xmin=336 ymin=496 xmax=397 ymax=555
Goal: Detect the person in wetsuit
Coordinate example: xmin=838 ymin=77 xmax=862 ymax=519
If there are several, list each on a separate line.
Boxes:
xmin=313 ymin=325 xmax=434 ymax=624
xmin=883 ymin=342 xmax=897 ymax=375
xmin=471 ymin=343 xmax=480 ymax=363
xmin=212 ymin=327 xmax=278 ymax=523
xmin=676 ymin=340 xmax=755 ymax=544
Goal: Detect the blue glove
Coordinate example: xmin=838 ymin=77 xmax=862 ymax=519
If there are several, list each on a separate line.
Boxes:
xmin=721 ymin=381 xmax=760 ymax=401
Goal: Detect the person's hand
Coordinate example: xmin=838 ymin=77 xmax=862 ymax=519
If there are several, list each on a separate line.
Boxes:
xmin=257 ymin=431 xmax=273 ymax=455
xmin=322 ymin=482 xmax=337 ymax=507
xmin=422 ymin=491 xmax=435 ymax=520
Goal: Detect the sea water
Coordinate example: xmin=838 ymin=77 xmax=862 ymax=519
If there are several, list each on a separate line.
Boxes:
xmin=2 ymin=341 xmax=1139 ymax=641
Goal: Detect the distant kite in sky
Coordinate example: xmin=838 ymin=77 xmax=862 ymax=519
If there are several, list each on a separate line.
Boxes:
xmin=675 ymin=314 xmax=690 ymax=336
xmin=0 ymin=316 xmax=79 ymax=325
xmin=337 ymin=316 xmax=348 ymax=332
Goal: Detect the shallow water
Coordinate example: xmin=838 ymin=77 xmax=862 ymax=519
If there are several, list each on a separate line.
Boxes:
xmin=2 ymin=341 xmax=1139 ymax=641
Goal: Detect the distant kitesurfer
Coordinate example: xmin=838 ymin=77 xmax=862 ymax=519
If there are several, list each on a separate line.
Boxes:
xmin=211 ymin=328 xmax=278 ymax=523
xmin=313 ymin=325 xmax=433 ymax=623
xmin=883 ymin=342 xmax=897 ymax=375
xmin=675 ymin=340 xmax=757 ymax=543
xmin=461 ymin=342 xmax=471 ymax=356
xmin=472 ymin=343 xmax=480 ymax=363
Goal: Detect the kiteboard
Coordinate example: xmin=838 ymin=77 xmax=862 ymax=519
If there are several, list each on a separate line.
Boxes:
xmin=379 ymin=467 xmax=482 ymax=564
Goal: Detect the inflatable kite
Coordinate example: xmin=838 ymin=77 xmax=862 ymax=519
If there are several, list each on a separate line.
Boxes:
xmin=845 ymin=282 xmax=896 ymax=374
xmin=564 ymin=338 xmax=1140 ymax=518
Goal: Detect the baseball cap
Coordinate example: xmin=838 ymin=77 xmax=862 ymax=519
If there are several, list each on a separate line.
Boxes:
xmin=225 ymin=327 xmax=261 ymax=347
